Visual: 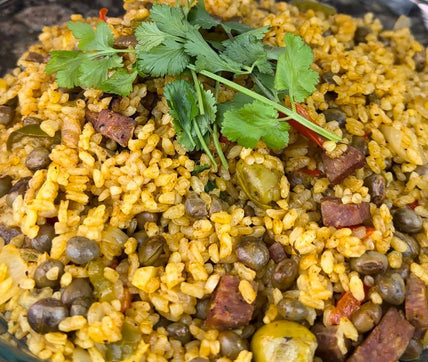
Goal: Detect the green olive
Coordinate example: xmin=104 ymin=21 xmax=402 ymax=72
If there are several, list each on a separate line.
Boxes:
xmin=219 ymin=331 xmax=249 ymax=359
xmin=277 ymin=298 xmax=309 ymax=322
xmin=251 ymin=320 xmax=317 ymax=362
xmin=236 ymin=159 xmax=282 ymax=208
xmin=236 ymin=236 xmax=269 ymax=271
xmin=393 ymin=207 xmax=423 ymax=234
xmin=350 ymin=302 xmax=382 ymax=333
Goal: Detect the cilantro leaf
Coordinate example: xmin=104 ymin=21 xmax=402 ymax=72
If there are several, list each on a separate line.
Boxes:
xmin=135 ymin=22 xmax=178 ymax=51
xmin=45 ymin=50 xmax=84 ymax=88
xmin=79 ymin=54 xmax=123 ymax=88
xmin=222 ymin=100 xmax=284 ymax=148
xmin=200 ymin=88 xmax=217 ymax=123
xmin=274 ymin=33 xmax=319 ymax=102
xmin=164 ymin=79 xmax=199 ymax=150
xmin=149 ymin=3 xmax=193 ymax=37
xmin=222 ymin=29 xmax=273 ymax=75
xmin=68 ymin=21 xmax=114 ymax=51
xmin=261 ymin=121 xmax=290 ymax=149
xmin=100 ymin=68 xmax=138 ymax=96
xmin=136 ymin=39 xmax=190 ymax=76
xmin=188 ymin=0 xmax=219 ymax=29
xmin=67 ymin=21 xmax=95 ymax=47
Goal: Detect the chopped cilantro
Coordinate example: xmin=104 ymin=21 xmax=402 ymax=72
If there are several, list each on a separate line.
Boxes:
xmin=204 ymin=180 xmax=218 ymax=193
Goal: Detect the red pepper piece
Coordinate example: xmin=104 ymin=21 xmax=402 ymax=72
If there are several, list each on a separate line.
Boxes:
xmin=282 ymin=103 xmax=326 ymax=149
xmin=99 ymin=8 xmax=109 ymax=21
xmin=329 ymin=291 xmax=361 ymax=325
xmin=408 ymin=200 xmax=419 ymax=210
xmin=298 ymin=168 xmax=323 ymax=177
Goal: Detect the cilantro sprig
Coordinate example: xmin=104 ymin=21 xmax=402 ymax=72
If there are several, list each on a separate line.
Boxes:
xmin=46 ymin=21 xmax=137 ymax=96
xmin=45 ymin=0 xmax=341 ymax=169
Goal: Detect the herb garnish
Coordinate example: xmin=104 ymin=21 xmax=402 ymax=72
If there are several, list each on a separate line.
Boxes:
xmin=45 ymin=21 xmax=137 ymax=96
xmin=45 ymin=0 xmax=341 ymax=169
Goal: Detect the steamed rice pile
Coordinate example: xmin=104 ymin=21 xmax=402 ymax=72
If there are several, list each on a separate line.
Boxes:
xmin=0 ymin=0 xmax=427 ymax=361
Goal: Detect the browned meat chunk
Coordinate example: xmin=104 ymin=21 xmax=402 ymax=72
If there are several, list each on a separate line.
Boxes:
xmin=347 ymin=308 xmax=414 ymax=362
xmin=268 ymin=242 xmax=287 ymax=263
xmin=321 ymin=145 xmax=366 ymax=184
xmin=405 ymin=274 xmax=428 ymax=329
xmin=86 ymin=110 xmax=136 ymax=147
xmin=321 ymin=197 xmax=371 ymax=228
xmin=0 ymin=225 xmax=20 ymax=244
xmin=311 ymin=323 xmax=349 ymax=362
xmin=205 ymin=275 xmax=256 ymax=329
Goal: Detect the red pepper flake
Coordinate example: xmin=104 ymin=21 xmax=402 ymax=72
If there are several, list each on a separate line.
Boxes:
xmin=99 ymin=8 xmax=109 ymax=21
xmin=298 ymin=168 xmax=323 ymax=177
xmin=408 ymin=200 xmax=419 ymax=210
xmin=329 ymin=291 xmax=361 ymax=325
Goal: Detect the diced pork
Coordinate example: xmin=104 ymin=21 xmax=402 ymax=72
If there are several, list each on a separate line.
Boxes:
xmin=405 ymin=274 xmax=428 ymax=329
xmin=205 ymin=275 xmax=256 ymax=329
xmin=321 ymin=145 xmax=366 ymax=185
xmin=86 ymin=109 xmax=136 ymax=147
xmin=321 ymin=197 xmax=371 ymax=228
xmin=347 ymin=308 xmax=414 ymax=362
xmin=311 ymin=323 xmax=349 ymax=362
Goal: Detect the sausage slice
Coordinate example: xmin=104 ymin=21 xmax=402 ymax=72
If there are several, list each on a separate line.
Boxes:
xmin=347 ymin=308 xmax=414 ymax=362
xmin=405 ymin=274 xmax=428 ymax=329
xmin=321 ymin=197 xmax=371 ymax=228
xmin=86 ymin=109 xmax=136 ymax=147
xmin=205 ymin=275 xmax=256 ymax=329
xmin=322 ymin=145 xmax=366 ymax=185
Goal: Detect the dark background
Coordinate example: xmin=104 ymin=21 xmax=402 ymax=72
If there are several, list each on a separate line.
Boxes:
xmin=0 ymin=0 xmax=427 ymax=76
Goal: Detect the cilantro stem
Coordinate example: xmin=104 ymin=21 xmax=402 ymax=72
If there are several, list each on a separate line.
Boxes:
xmin=192 ymin=118 xmax=217 ymax=167
xmin=191 ymin=69 xmax=229 ymax=170
xmin=189 ymin=66 xmax=341 ymax=142
xmin=191 ymin=70 xmax=205 ymax=116
xmin=212 ymin=123 xmax=228 ymax=169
